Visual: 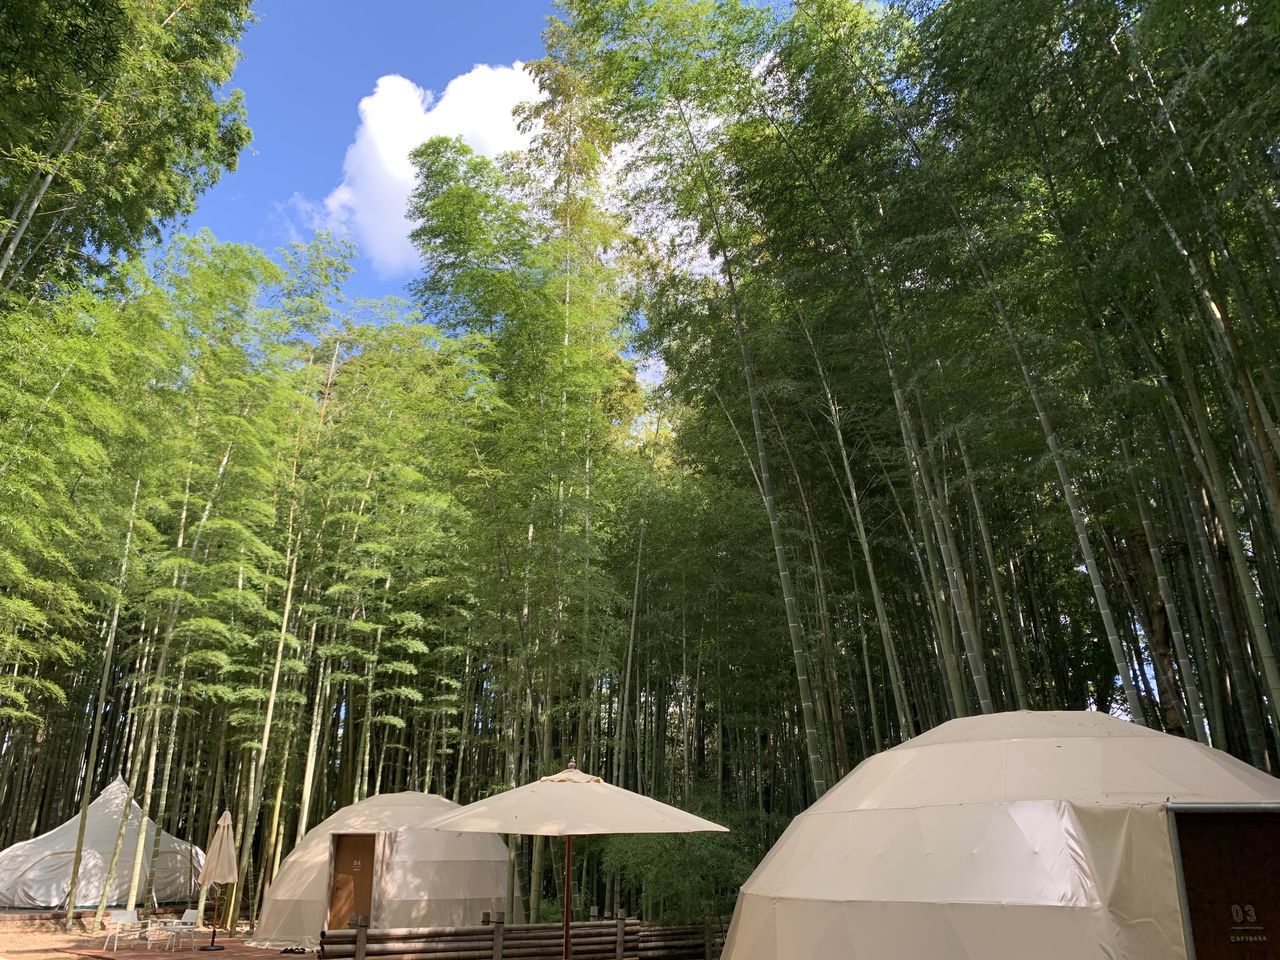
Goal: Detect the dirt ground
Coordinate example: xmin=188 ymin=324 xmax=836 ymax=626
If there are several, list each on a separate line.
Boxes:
xmin=0 ymin=928 xmax=104 ymax=960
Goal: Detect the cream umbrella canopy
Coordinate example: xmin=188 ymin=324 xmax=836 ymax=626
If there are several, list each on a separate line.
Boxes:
xmin=429 ymin=762 xmax=728 ymax=959
xmin=197 ymin=811 xmax=237 ymax=951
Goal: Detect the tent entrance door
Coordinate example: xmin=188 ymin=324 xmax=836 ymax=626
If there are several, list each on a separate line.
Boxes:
xmin=1170 ymin=806 xmax=1280 ymax=959
xmin=328 ymin=833 xmax=376 ymax=930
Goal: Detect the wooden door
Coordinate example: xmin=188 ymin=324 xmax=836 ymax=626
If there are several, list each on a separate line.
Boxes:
xmin=328 ymin=833 xmax=377 ymax=930
xmin=1174 ymin=810 xmax=1280 ymax=959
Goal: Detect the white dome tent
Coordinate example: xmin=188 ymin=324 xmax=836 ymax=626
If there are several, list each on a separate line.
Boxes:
xmin=249 ymin=792 xmax=513 ymax=950
xmin=723 ymin=711 xmax=1280 ymax=960
xmin=0 ymin=776 xmax=204 ymax=908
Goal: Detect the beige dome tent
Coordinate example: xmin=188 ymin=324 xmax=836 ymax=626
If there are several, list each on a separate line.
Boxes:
xmin=723 ymin=711 xmax=1280 ymax=960
xmin=249 ymin=792 xmax=512 ymax=949
xmin=0 ymin=777 xmax=203 ymax=907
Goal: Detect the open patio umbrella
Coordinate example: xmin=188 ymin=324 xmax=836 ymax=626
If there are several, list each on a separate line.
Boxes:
xmin=429 ymin=760 xmax=727 ymax=960
xmin=197 ymin=810 xmax=238 ymax=951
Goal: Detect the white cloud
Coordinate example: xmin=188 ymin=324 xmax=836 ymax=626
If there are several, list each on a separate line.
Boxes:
xmin=636 ymin=354 xmax=667 ymax=391
xmin=273 ymin=192 xmax=327 ymax=245
xmin=322 ymin=65 xmax=540 ymax=278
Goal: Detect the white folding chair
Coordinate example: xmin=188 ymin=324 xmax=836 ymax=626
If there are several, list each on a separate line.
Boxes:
xmin=103 ymin=910 xmax=143 ymax=951
xmin=165 ymin=909 xmax=200 ymax=951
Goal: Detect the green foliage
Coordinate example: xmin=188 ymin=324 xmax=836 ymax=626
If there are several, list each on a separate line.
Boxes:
xmin=0 ymin=0 xmax=253 ymax=299
xmin=603 ymin=797 xmax=761 ymax=922
xmin=2 ymin=0 xmax=1278 ymax=930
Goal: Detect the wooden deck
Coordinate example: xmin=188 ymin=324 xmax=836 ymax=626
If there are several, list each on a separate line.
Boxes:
xmin=66 ymin=938 xmax=287 ymax=960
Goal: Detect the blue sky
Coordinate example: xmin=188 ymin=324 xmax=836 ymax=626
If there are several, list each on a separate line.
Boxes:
xmin=187 ymin=0 xmax=558 ymax=302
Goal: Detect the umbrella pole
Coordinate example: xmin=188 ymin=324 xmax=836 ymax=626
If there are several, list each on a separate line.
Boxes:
xmin=201 ymin=886 xmax=225 ymax=951
xmin=562 ymin=836 xmax=573 ymax=960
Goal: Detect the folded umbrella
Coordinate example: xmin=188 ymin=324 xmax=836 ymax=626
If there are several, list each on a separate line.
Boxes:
xmin=197 ymin=810 xmax=238 ymax=951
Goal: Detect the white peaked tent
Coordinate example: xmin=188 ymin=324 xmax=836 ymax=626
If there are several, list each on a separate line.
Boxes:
xmin=249 ymin=792 xmax=511 ymax=950
xmin=723 ymin=710 xmax=1280 ymax=960
xmin=0 ymin=777 xmax=204 ymax=908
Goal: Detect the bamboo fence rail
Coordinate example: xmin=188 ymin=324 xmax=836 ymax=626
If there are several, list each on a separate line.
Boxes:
xmin=318 ymin=913 xmax=725 ymax=960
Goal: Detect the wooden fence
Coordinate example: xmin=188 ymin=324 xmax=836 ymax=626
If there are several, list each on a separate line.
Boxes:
xmin=319 ymin=913 xmax=725 ymax=960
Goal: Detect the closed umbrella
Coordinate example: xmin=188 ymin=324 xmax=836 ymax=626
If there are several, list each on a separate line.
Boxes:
xmin=430 ymin=760 xmax=727 ymax=960
xmin=197 ymin=811 xmax=238 ymax=951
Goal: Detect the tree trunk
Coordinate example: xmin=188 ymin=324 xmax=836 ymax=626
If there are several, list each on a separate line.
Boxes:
xmin=65 ymin=477 xmax=139 ymax=928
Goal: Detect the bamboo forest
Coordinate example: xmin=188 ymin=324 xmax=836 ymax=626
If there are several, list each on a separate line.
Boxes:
xmin=2 ymin=0 xmax=1279 ymax=938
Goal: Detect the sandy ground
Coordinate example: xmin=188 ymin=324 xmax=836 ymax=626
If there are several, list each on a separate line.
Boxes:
xmin=0 ymin=928 xmax=104 ymax=960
